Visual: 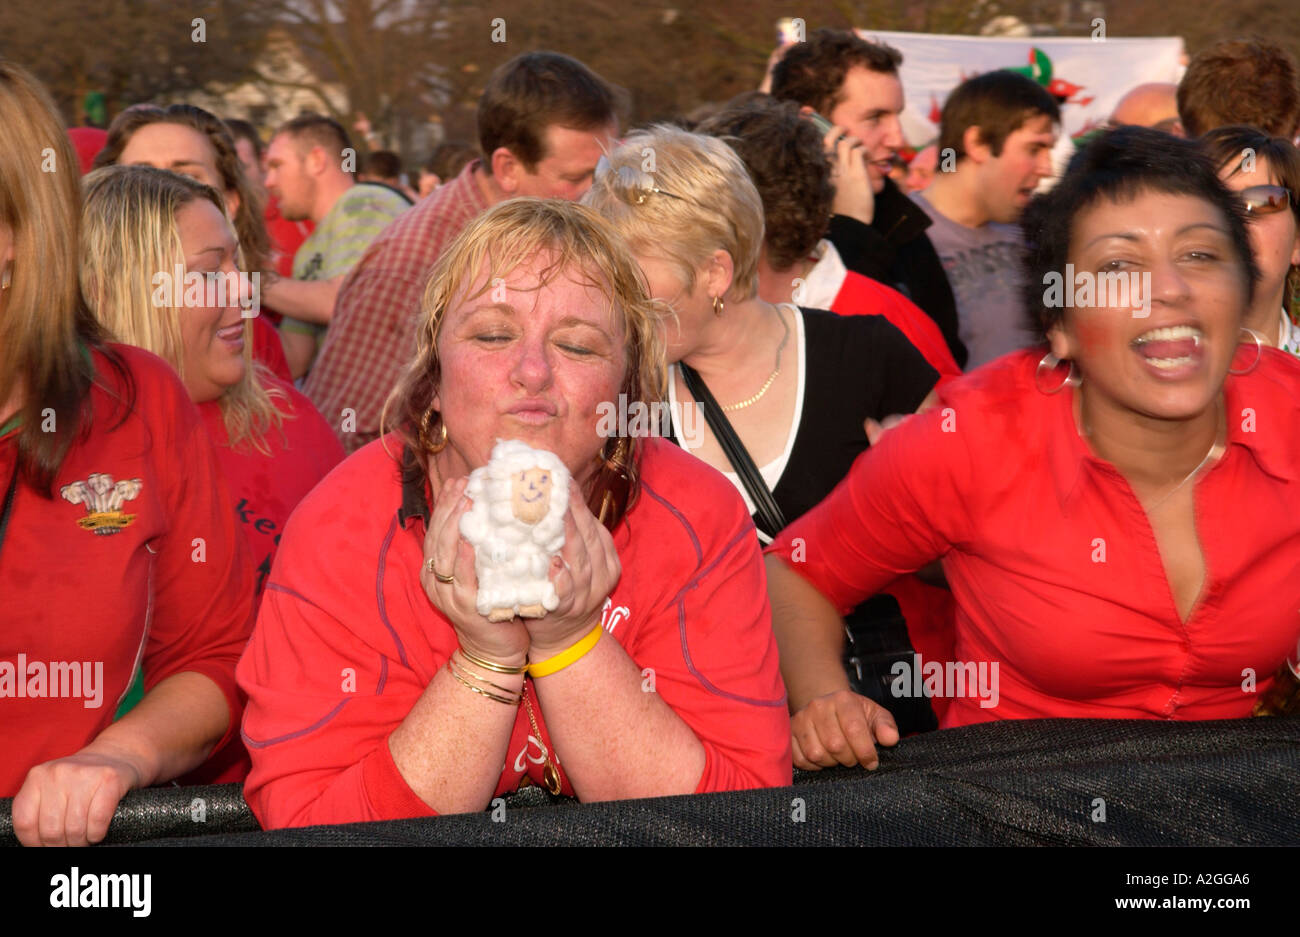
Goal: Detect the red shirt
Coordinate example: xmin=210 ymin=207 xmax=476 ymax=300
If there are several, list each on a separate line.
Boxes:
xmin=198 ymin=378 xmax=344 ymax=597
xmin=265 ymin=195 xmax=313 ymax=281
xmin=768 ymin=347 xmax=1300 ymax=726
xmin=238 ymin=436 xmax=791 ymax=829
xmin=304 ymin=160 xmax=490 ymax=454
xmin=0 ymin=346 xmax=255 ymax=796
xmin=251 ymin=316 xmax=292 ymax=383
xmin=831 ymin=271 xmax=963 ymax=383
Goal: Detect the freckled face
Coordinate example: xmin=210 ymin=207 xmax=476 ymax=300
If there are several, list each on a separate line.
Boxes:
xmin=433 ymin=253 xmax=628 ymax=484
xmin=174 ymin=200 xmax=247 ymax=403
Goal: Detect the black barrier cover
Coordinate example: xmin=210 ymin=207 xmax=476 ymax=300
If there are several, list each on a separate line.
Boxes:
xmin=3 ymin=717 xmax=1298 ymax=846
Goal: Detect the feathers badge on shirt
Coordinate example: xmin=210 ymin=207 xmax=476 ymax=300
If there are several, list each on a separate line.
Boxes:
xmin=61 ymin=473 xmax=143 ymax=535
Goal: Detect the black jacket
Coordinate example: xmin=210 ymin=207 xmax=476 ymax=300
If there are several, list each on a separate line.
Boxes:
xmin=826 ymin=177 xmax=967 ymax=369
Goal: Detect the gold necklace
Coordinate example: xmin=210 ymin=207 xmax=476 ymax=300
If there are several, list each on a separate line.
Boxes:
xmin=523 ymin=682 xmax=563 ymax=795
xmin=721 ymin=306 xmax=791 ymax=412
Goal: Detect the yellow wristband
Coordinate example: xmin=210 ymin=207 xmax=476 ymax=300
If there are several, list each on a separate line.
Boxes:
xmin=527 ymin=624 xmax=603 ymax=678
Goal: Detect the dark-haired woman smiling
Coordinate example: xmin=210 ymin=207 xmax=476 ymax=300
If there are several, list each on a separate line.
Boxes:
xmin=766 ymin=127 xmax=1300 ymax=770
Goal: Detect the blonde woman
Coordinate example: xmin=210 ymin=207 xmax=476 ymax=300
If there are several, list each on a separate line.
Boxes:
xmin=1 ymin=63 xmax=255 ymax=844
xmin=584 ymin=125 xmax=948 ymax=736
xmin=237 ymin=198 xmax=791 ymax=828
xmin=81 ymin=165 xmax=344 ymax=601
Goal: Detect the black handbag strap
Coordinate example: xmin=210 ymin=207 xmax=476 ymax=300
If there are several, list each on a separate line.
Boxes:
xmin=678 ymin=362 xmax=787 ymax=538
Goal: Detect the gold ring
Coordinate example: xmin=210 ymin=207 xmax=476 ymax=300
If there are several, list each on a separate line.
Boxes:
xmin=425 ymin=557 xmax=455 ymax=583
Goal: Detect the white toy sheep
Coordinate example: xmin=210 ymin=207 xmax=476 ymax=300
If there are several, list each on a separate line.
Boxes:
xmin=459 ymin=439 xmax=571 ymax=622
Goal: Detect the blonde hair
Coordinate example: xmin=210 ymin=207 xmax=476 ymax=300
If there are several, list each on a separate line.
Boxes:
xmin=384 ymin=197 xmax=668 ymax=531
xmin=0 ymin=62 xmax=121 ymax=494
xmin=79 ymin=165 xmax=286 ymax=453
xmin=582 ymin=123 xmax=765 ymax=303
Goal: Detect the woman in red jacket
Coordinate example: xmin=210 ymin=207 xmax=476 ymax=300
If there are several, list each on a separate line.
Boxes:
xmin=237 ymin=198 xmax=791 ymax=829
xmin=766 ymin=127 xmax=1300 ymax=770
xmin=0 ymin=63 xmax=255 ymax=844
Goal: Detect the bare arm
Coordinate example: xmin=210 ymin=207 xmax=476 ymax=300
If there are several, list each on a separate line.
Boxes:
xmin=765 ymin=554 xmax=898 ymax=771
xmin=13 ymin=671 xmax=229 ymax=846
xmin=532 ymin=628 xmax=706 ymax=801
xmin=263 ymin=275 xmax=344 ymax=326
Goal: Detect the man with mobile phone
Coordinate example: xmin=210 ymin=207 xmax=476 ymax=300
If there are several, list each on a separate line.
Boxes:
xmin=771 ymin=28 xmax=967 ymax=368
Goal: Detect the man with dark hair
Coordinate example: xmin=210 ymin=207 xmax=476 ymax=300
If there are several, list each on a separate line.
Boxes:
xmin=418 ymin=141 xmax=478 ymax=197
xmin=306 ymin=51 xmax=621 ymax=451
xmin=771 ymin=28 xmax=966 ymax=367
xmin=915 ymin=70 xmax=1058 ymax=368
xmin=226 ymin=117 xmax=314 ymax=287
xmin=359 ymin=150 xmax=416 ymax=203
xmin=1177 ymin=38 xmax=1300 ymax=140
xmin=263 ymin=112 xmax=411 ymax=378
xmin=697 ymin=93 xmax=960 ymax=378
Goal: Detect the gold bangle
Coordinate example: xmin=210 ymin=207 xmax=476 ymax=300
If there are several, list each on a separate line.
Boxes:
xmin=458 ymin=645 xmax=528 ymax=675
xmin=527 ymin=624 xmax=603 ymax=678
xmin=447 ymin=662 xmax=519 ymax=705
xmin=450 ymin=653 xmax=522 ymax=698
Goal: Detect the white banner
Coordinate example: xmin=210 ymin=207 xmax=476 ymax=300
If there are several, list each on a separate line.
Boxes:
xmin=857 ymin=30 xmax=1186 ymax=176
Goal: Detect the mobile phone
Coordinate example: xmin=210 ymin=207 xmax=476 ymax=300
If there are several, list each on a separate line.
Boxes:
xmin=806 ymin=110 xmax=834 ymax=136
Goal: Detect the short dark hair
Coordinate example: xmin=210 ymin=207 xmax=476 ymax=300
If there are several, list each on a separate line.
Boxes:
xmin=770 ymin=28 xmax=902 ymax=117
xmin=697 ymin=93 xmax=834 ymax=271
xmin=1020 ymin=126 xmax=1259 ymax=340
xmin=939 ymin=70 xmax=1060 ymax=160
xmin=362 ymin=149 xmax=403 ymax=180
xmin=1177 ymin=38 xmax=1300 ymax=139
xmin=424 ymin=141 xmax=478 ymax=180
xmin=477 ymin=51 xmax=622 ymax=175
xmin=224 ymin=118 xmax=263 ymax=160
xmin=274 ymin=112 xmax=353 ymax=162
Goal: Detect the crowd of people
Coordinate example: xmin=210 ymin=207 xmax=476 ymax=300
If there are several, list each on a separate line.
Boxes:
xmin=2 ymin=26 xmax=1299 ymax=845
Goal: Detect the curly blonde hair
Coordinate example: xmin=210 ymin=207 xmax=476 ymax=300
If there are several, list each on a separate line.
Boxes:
xmin=384 ymin=197 xmax=669 ymax=531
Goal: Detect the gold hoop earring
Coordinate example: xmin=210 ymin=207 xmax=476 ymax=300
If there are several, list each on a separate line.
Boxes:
xmin=712 ymin=295 xmax=724 ymax=317
xmin=419 ymin=408 xmax=448 ymax=453
xmin=1227 ymin=327 xmax=1265 ymax=375
xmin=1034 ymin=351 xmax=1080 ymax=394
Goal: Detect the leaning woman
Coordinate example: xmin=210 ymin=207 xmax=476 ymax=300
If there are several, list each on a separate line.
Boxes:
xmin=765 ymin=127 xmax=1300 ymax=770
xmin=0 ymin=63 xmax=255 ymax=844
xmin=237 ymin=198 xmax=791 ymax=828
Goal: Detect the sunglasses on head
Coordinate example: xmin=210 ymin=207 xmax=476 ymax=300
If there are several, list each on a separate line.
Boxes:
xmin=594 ymin=155 xmax=690 ymax=206
xmin=1241 ymin=184 xmax=1293 ymax=215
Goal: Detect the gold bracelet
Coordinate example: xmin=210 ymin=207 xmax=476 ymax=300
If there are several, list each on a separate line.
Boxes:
xmin=458 ymin=645 xmax=528 ymax=675
xmin=527 ymin=623 xmax=603 ymax=678
xmin=450 ymin=653 xmax=522 ymax=698
xmin=447 ymin=662 xmax=520 ymax=705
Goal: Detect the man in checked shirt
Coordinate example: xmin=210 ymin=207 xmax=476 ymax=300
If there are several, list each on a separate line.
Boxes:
xmin=306 ymin=51 xmax=622 ymax=452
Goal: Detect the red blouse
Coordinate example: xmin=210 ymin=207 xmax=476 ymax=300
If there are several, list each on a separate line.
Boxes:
xmin=767 ymin=347 xmax=1300 ymax=726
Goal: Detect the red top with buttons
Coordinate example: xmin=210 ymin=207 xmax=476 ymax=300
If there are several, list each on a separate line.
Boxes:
xmin=767 ymin=347 xmax=1300 ymax=726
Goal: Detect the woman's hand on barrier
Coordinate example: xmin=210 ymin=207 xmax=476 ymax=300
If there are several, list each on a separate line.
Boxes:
xmin=790 ymin=689 xmax=899 ymax=771
xmin=421 ymin=474 xmax=529 ymax=668
xmin=526 ymin=482 xmax=622 ymax=660
xmin=11 ymin=744 xmax=143 ymax=846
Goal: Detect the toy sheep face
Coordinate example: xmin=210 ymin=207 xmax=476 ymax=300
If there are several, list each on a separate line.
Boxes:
xmin=511 ymin=467 xmax=553 ymax=526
